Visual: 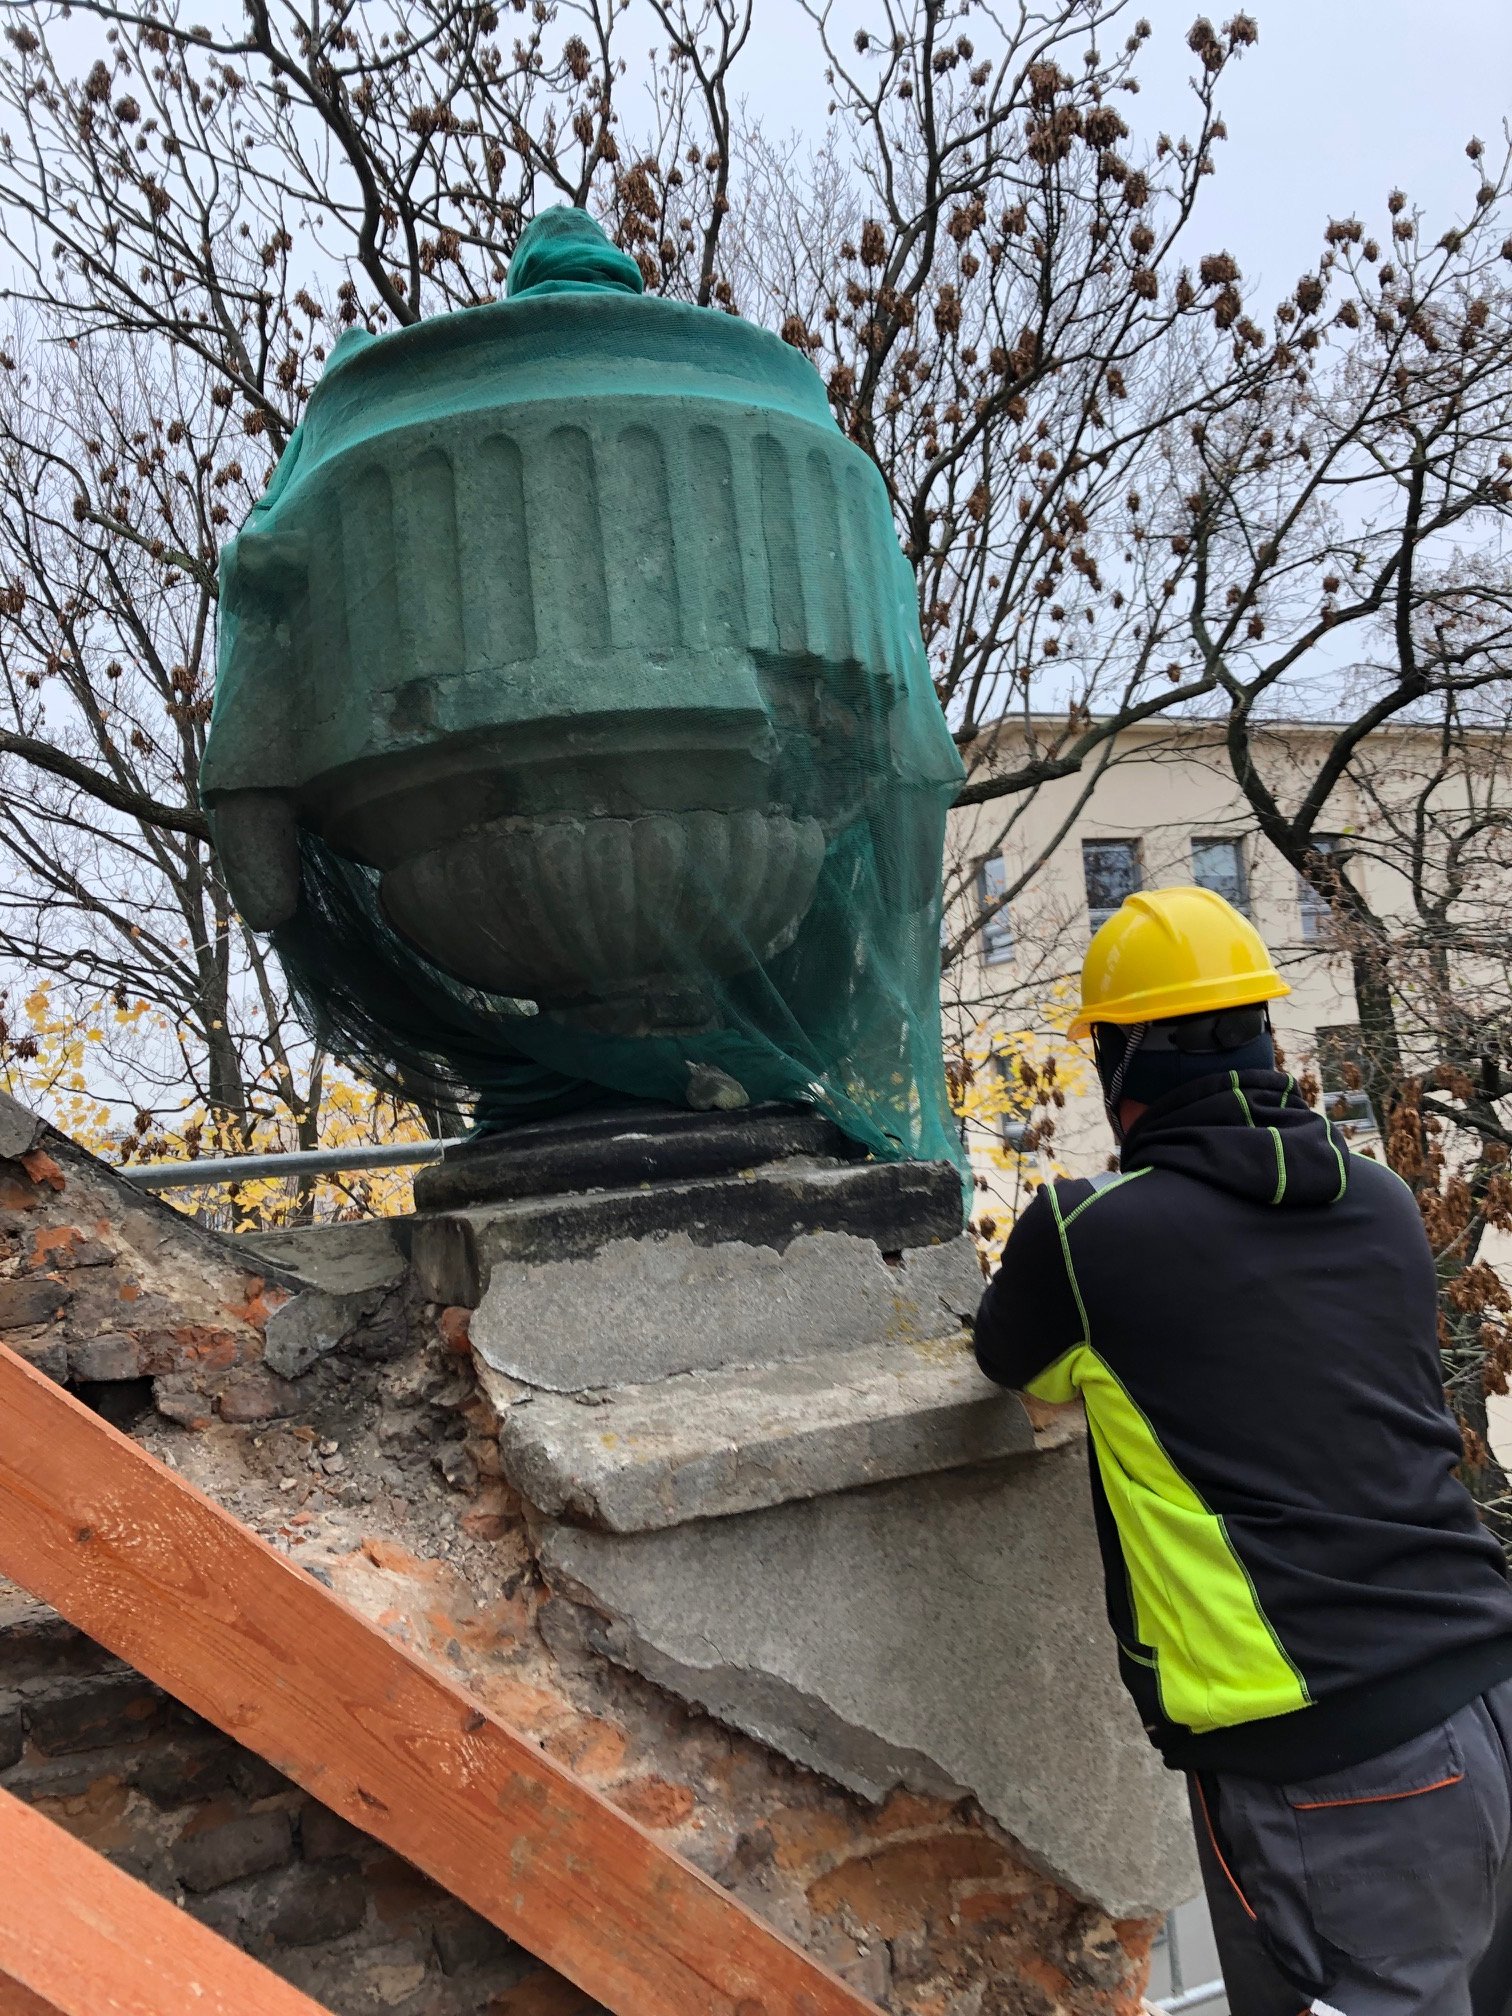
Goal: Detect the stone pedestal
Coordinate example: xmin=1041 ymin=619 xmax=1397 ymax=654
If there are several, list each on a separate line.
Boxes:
xmin=389 ymin=1124 xmax=1196 ymax=1919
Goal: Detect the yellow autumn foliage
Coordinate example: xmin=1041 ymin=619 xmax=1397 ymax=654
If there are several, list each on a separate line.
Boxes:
xmin=948 ymin=987 xmax=1091 ymax=1267
xmin=1 ymin=980 xmax=429 ymax=1232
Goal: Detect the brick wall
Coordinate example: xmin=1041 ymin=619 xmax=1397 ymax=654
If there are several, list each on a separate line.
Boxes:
xmin=0 ymin=1098 xmax=298 ymax=1428
xmin=0 ymin=1582 xmax=597 ymax=2015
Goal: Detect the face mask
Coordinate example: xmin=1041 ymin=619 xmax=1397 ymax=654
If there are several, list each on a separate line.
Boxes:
xmin=1093 ymin=1010 xmax=1275 ymax=1135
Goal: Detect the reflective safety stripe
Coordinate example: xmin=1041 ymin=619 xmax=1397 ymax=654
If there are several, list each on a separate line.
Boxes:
xmin=1025 ymin=1185 xmax=1312 ymax=1736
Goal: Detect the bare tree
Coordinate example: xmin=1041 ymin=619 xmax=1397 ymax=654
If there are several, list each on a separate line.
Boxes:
xmin=1131 ymin=139 xmax=1512 ymax=1507
xmin=1267 ymin=702 xmax=1512 ymax=1526
xmin=734 ymin=7 xmax=1270 ymax=964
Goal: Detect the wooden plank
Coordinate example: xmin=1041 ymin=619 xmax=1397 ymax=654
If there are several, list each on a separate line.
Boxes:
xmin=0 ymin=1783 xmax=334 ymax=2016
xmin=0 ymin=1346 xmax=878 ymax=2016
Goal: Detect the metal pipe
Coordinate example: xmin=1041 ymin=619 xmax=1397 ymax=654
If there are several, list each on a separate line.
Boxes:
xmin=1166 ymin=1908 xmax=1185 ymax=1997
xmin=118 ymin=1140 xmax=448 ymax=1189
xmin=122 ymin=1127 xmax=1020 ymax=1190
xmin=1152 ymin=1979 xmax=1225 ymax=2013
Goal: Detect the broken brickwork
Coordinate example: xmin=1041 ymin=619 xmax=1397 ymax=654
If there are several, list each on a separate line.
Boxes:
xmin=0 ymin=1581 xmax=567 ymax=2014
xmin=0 ymin=1095 xmax=296 ymax=1427
xmin=0 ymin=1100 xmax=1160 ymax=2016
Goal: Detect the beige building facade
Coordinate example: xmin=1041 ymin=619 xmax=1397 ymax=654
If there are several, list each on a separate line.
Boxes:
xmin=943 ymin=716 xmax=1464 ymax=1210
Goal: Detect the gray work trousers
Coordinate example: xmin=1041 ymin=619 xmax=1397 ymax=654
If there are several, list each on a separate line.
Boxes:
xmin=1192 ymin=1680 xmax=1512 ymax=2016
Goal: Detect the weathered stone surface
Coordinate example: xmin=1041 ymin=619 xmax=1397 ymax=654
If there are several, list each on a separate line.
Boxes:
xmin=264 ymin=1286 xmax=383 ymax=1380
xmin=153 ymin=1372 xmax=215 ymax=1430
xmin=230 ymin=1750 xmax=293 ymax=1801
xmin=25 ymin=1671 xmax=167 ymax=1755
xmin=133 ymin=1732 xmax=241 ymax=1807
xmin=413 ymin=1104 xmax=860 ymax=1212
xmin=216 ymin=1367 xmax=302 ymax=1423
xmin=300 ymin=1800 xmax=368 ymax=1863
xmin=5 ymin=1330 xmax=68 ymax=1382
xmin=539 ymin=1444 xmax=1196 ymax=1920
xmin=172 ymin=1809 xmax=296 ymax=1893
xmin=0 ymin=1275 xmax=69 ymax=1328
xmin=0 ymin=1089 xmax=41 ymax=1161
xmin=68 ymin=1332 xmax=147 ymax=1383
xmin=0 ymin=1582 xmax=115 ymax=1683
xmin=0 ymin=1700 xmax=22 ymax=1772
xmin=472 ymin=1227 xmax=982 ymax=1393
xmin=500 ymin=1332 xmax=1049 ymax=1531
xmin=412 ymin=1157 xmax=965 ymax=1308
xmin=238 ymin=1219 xmax=408 ymax=1297
xmin=432 ymin=1902 xmax=521 ymax=1975
xmin=265 ymin=1865 xmax=369 ymax=1947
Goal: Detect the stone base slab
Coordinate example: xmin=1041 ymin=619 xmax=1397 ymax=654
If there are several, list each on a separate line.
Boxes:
xmin=498 ymin=1331 xmax=1079 ymax=1532
xmin=468 ymin=1224 xmax=983 ymax=1394
xmin=410 ymin=1156 xmax=965 ymax=1308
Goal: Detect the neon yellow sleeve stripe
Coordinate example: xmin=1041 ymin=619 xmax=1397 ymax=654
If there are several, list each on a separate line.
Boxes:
xmin=1024 ymin=1345 xmax=1085 ymax=1406
xmin=1039 ymin=1164 xmax=1312 ymax=1735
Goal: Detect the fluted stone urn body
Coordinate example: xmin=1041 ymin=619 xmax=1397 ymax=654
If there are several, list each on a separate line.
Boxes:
xmin=204 ymin=210 xmax=933 ymax=1030
xmin=203 ymin=208 xmax=963 ymax=1158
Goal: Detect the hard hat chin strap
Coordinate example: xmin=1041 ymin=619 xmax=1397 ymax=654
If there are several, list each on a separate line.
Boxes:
xmin=1095 ymin=1022 xmax=1148 ymax=1142
xmin=1091 ymin=1005 xmax=1277 ymax=1143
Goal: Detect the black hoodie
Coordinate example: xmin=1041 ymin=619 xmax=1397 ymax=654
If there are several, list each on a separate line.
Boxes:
xmin=974 ymin=1069 xmax=1512 ymax=1780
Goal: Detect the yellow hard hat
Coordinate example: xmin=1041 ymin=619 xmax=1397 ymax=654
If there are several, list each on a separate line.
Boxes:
xmin=1069 ymin=885 xmax=1290 ymax=1039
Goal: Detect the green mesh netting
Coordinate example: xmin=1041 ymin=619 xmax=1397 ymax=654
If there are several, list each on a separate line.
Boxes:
xmin=204 ymin=207 xmax=966 ymax=1174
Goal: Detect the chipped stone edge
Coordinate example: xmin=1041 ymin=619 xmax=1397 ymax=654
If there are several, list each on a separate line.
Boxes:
xmin=537 ymin=1547 xmax=1167 ymax=1923
xmin=498 ymin=1342 xmax=1062 ymax=1532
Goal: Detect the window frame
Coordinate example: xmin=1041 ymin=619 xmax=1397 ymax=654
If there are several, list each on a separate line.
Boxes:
xmin=1081 ymin=836 xmax=1144 ymax=931
xmin=1314 ymin=1022 xmax=1379 ymax=1136
xmin=976 ymin=856 xmax=1015 ymax=966
xmin=1190 ymin=834 xmax=1250 ymax=916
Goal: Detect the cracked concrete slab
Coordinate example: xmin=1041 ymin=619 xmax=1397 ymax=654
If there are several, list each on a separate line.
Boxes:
xmin=471 ymin=1229 xmax=984 ymax=1393
xmin=499 ymin=1332 xmax=1057 ymax=1530
xmin=539 ymin=1443 xmax=1196 ymax=1920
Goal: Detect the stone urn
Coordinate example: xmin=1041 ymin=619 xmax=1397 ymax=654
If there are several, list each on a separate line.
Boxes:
xmin=202 ymin=208 xmax=942 ymax=1035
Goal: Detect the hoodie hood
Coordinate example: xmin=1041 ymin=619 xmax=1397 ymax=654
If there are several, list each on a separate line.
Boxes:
xmin=1121 ymin=1069 xmax=1351 ymax=1208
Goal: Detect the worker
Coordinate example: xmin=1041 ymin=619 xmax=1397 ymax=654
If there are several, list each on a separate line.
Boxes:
xmin=973 ymin=886 xmax=1512 ymax=2016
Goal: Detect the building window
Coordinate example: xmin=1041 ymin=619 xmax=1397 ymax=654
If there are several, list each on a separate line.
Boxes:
xmin=1191 ymin=836 xmax=1249 ymax=914
xmin=1315 ymin=1023 xmax=1378 ymax=1136
xmin=977 ymin=857 xmax=1014 ymax=965
xmin=1083 ymin=839 xmax=1142 ymax=930
xmin=1298 ymin=836 xmax=1341 ymax=942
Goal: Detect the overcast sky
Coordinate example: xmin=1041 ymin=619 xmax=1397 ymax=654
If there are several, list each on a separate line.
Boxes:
xmin=33 ymin=2 xmax=1512 ymax=310
xmin=726 ymin=0 xmax=1512 ymax=309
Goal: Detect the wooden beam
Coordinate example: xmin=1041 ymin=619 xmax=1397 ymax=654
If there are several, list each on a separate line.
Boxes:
xmin=0 ymin=1346 xmax=878 ymax=2016
xmin=0 ymin=1784 xmax=334 ymax=2016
